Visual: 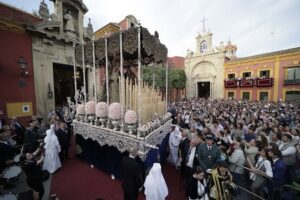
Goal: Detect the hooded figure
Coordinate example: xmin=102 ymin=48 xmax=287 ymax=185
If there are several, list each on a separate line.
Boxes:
xmin=144 ymin=163 xmax=168 ymax=200
xmin=43 ymin=124 xmax=61 ymax=173
xmin=169 ymin=126 xmax=182 ymax=167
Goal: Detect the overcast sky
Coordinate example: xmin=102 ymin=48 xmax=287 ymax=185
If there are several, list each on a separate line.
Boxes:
xmin=2 ymin=0 xmax=300 ymax=57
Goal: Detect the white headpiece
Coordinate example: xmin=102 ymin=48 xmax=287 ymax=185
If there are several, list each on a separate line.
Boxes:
xmin=144 ymin=163 xmax=168 ymax=199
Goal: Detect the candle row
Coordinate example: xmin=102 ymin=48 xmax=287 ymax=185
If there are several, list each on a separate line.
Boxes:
xmin=120 ymin=77 xmax=166 ymax=125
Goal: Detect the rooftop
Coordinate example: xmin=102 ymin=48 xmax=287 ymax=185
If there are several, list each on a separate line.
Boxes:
xmin=227 ymin=47 xmax=300 ymax=63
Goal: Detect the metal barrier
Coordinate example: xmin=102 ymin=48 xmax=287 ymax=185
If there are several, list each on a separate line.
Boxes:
xmin=228 ymin=162 xmax=274 ymax=200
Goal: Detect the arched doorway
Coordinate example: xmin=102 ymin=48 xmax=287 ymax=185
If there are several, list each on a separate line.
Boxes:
xmin=197 ymin=81 xmax=210 ymax=98
xmin=191 ymin=61 xmax=215 ymax=98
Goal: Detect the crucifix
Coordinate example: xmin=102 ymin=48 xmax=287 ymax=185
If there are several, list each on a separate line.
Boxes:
xmin=200 ymin=17 xmax=207 ymax=31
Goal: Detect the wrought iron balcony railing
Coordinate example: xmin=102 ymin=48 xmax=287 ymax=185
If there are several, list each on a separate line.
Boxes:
xmin=284 ymin=79 xmax=300 ymax=85
xmin=224 ymin=78 xmax=273 ymax=88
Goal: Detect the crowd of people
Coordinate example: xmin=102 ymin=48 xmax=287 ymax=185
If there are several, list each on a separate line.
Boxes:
xmin=1 ymin=98 xmax=300 ymax=200
xmin=166 ymin=98 xmax=300 ymax=200
xmin=0 ymin=107 xmax=72 ymax=200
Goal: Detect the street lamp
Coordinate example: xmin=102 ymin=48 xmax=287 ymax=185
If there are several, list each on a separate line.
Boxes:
xmin=17 ymin=56 xmax=29 ymax=76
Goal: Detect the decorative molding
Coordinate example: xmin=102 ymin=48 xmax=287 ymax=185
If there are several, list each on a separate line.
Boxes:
xmin=73 ymin=119 xmax=171 ymax=160
xmin=66 ymin=56 xmax=73 ymax=65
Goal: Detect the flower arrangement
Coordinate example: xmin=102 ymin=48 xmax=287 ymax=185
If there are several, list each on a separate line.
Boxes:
xmin=108 ymin=102 xmax=121 ymax=120
xmin=124 ymin=110 xmax=137 ymax=124
xmin=96 ymin=102 xmax=108 ymax=118
xmin=76 ymin=104 xmax=85 ymax=115
xmin=85 ymin=101 xmax=96 ymax=115
xmin=138 ymin=125 xmax=149 ymax=137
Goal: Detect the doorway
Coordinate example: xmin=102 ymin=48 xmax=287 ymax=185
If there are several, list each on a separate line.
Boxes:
xmin=53 ymin=63 xmax=84 ymax=107
xmin=197 ymin=81 xmax=210 ymax=98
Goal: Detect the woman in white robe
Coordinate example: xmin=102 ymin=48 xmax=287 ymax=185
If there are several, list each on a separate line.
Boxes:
xmin=43 ymin=124 xmax=61 ymax=173
xmin=168 ymin=126 xmax=182 ymax=167
xmin=144 ymin=163 xmax=168 ymax=200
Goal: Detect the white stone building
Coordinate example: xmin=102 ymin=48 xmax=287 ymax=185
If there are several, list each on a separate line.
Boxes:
xmin=185 ymin=27 xmax=237 ymax=99
xmin=29 ymin=0 xmax=93 ymax=118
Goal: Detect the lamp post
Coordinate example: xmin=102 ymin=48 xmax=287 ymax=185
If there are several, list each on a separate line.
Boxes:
xmin=17 ymin=56 xmax=28 ymax=76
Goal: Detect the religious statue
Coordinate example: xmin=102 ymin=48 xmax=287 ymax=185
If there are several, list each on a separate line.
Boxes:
xmin=79 ymin=86 xmax=87 ymax=103
xmin=64 ymin=11 xmax=75 ymax=33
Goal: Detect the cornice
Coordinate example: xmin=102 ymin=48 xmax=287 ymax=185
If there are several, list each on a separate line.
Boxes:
xmin=0 ymin=17 xmax=25 ymax=33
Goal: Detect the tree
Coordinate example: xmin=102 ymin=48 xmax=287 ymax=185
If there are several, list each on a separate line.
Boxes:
xmin=143 ymin=64 xmax=166 ymax=89
xmin=143 ymin=65 xmax=186 ymax=100
xmin=169 ymin=69 xmax=186 ymax=99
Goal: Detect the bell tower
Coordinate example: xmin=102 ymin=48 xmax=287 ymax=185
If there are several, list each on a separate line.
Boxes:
xmin=195 ymin=17 xmax=213 ymax=55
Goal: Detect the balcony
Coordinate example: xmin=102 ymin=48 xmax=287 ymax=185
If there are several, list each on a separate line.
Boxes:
xmin=224 ymin=78 xmax=273 ymax=88
xmin=224 ymin=80 xmax=236 ymax=88
xmin=284 ymin=79 xmax=300 ymax=85
xmin=256 ymin=78 xmax=273 ymax=87
xmin=240 ymin=79 xmax=254 ymax=87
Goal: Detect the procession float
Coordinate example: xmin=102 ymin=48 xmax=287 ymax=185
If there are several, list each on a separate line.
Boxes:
xmin=68 ymin=23 xmax=171 ymax=172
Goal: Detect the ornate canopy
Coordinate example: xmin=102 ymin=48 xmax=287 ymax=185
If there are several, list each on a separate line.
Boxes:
xmin=75 ymin=26 xmax=168 ymax=66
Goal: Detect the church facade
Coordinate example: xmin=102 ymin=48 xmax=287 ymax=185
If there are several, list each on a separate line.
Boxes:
xmin=29 ymin=0 xmax=93 ymax=118
xmin=0 ymin=0 xmax=93 ymax=123
xmin=185 ymin=28 xmax=236 ymax=99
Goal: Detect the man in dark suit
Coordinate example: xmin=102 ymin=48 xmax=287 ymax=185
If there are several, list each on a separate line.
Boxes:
xmin=24 ymin=123 xmax=39 ymax=153
xmin=121 ymin=147 xmax=143 ymax=200
xmin=179 ymin=129 xmax=190 ymax=175
xmin=55 ymin=122 xmax=69 ymax=162
xmin=10 ymin=117 xmax=25 ymax=145
xmin=196 ymin=133 xmax=221 ymax=171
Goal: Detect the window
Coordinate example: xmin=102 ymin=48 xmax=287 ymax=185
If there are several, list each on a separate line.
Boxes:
xmin=242 ymin=92 xmax=250 ymax=100
xmin=227 ymin=92 xmax=234 ymax=99
xmin=200 ymin=40 xmax=207 ymax=53
xmin=286 ymin=91 xmax=300 ymax=101
xmin=242 ymin=72 xmax=251 ymax=78
xmin=227 ymin=74 xmax=235 ymax=80
xmin=259 ymin=92 xmax=268 ymax=101
xmin=259 ymin=70 xmax=270 ymax=78
xmin=287 ymin=67 xmax=300 ymax=80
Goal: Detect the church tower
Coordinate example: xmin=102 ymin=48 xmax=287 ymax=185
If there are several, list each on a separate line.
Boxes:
xmin=195 ymin=30 xmax=213 ymax=55
xmin=224 ymin=39 xmax=237 ymax=59
xmin=195 ymin=18 xmax=214 ymax=55
xmin=185 ymin=18 xmax=230 ymax=99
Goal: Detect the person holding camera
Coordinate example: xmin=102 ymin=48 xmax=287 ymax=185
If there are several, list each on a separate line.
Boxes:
xmin=20 ymin=143 xmax=49 ymax=200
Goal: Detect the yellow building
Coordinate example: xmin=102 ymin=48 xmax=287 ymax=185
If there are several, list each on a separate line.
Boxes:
xmin=224 ymin=47 xmax=300 ymax=102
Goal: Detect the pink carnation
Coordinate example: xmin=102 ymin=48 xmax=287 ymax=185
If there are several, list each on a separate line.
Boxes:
xmin=76 ymin=104 xmax=85 ymax=115
xmin=124 ymin=110 xmax=137 ymax=124
xmin=108 ymin=102 xmax=121 ymax=120
xmin=96 ymin=102 xmax=108 ymax=117
xmin=85 ymin=101 xmax=96 ymax=115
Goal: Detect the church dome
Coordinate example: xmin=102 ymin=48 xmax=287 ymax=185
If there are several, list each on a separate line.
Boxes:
xmin=225 ymin=41 xmax=237 ymax=51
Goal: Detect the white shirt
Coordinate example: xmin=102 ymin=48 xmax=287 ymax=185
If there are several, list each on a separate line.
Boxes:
xmin=184 ymin=115 xmax=190 ymax=124
xmin=255 ymin=156 xmax=273 ymax=178
xmin=279 ymin=142 xmax=296 ymax=156
xmin=187 ymin=147 xmax=196 ymax=168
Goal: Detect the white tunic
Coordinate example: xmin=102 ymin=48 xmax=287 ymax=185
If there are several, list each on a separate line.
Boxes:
xmin=168 ymin=127 xmax=182 ymax=167
xmin=43 ymin=125 xmax=61 ymax=173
